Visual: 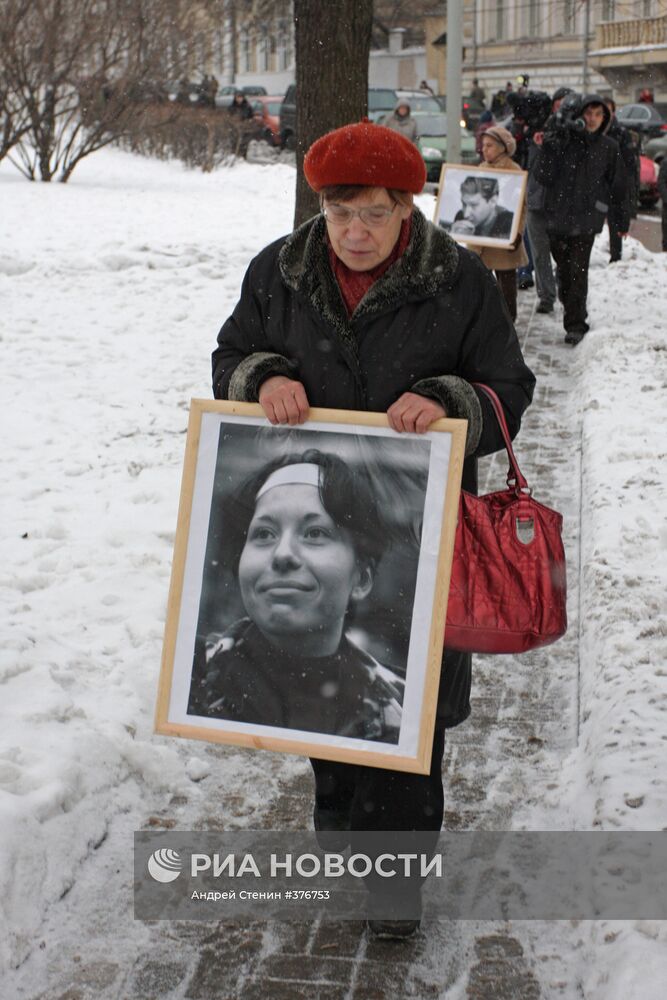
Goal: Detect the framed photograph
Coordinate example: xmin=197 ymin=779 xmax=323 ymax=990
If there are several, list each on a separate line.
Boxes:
xmin=434 ymin=163 xmax=528 ymax=249
xmin=155 ymin=401 xmax=466 ymax=774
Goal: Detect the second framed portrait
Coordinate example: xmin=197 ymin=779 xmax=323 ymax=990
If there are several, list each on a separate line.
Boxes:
xmin=155 ymin=402 xmax=466 ymax=774
xmin=434 ymin=163 xmax=528 ymax=250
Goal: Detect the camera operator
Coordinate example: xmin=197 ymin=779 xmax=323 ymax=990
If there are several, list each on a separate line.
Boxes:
xmin=533 ymin=93 xmax=629 ymax=345
xmin=506 ymin=89 xmax=553 ymax=294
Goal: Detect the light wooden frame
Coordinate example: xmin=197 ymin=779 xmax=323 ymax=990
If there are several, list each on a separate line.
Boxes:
xmin=155 ymin=400 xmax=466 ymax=774
xmin=433 ymin=162 xmax=528 ymax=250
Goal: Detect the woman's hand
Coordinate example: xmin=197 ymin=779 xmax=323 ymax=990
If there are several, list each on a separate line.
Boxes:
xmin=258 ymin=375 xmax=309 ymax=425
xmin=387 ymin=393 xmax=447 ymax=434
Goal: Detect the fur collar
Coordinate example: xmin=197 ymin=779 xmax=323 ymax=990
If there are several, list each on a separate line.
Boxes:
xmin=486 ymin=151 xmax=521 ymax=172
xmin=278 ymin=207 xmax=460 ymax=348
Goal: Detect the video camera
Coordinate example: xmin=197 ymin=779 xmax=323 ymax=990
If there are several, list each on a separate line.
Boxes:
xmin=547 ymin=92 xmax=586 ymax=135
xmin=506 ymin=90 xmax=552 ymax=135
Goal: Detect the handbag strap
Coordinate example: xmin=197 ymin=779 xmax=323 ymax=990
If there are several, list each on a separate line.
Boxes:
xmin=472 ymin=383 xmax=530 ymax=493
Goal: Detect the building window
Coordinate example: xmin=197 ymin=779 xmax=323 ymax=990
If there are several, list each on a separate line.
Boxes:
xmin=563 ymin=0 xmax=575 ymax=33
xmin=195 ymin=32 xmax=207 ymax=72
xmin=602 ymin=0 xmax=616 ymax=20
xmin=240 ymin=32 xmax=251 ymax=73
xmin=528 ymin=0 xmax=540 ymax=37
xmin=258 ymin=28 xmax=269 ymax=72
xmin=278 ymin=18 xmax=293 ymax=70
xmin=496 ymin=0 xmax=505 ymax=40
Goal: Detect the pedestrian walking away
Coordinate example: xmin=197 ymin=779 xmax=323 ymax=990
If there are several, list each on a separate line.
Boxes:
xmin=533 ymin=93 xmax=629 ymax=344
xmin=212 ymin=119 xmax=535 ymax=939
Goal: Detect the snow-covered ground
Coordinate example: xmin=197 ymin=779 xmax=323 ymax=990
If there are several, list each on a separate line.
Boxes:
xmin=1 ymin=148 xmax=666 ymax=998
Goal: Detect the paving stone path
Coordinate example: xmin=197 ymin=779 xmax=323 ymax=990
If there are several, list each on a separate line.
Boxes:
xmin=19 ymin=288 xmax=585 ymax=1000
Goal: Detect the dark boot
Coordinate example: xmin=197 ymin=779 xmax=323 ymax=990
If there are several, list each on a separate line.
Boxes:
xmin=367 ymin=918 xmax=421 ymax=939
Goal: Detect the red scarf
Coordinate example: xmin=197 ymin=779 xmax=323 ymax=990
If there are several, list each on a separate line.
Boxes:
xmin=328 ymin=216 xmax=413 ymax=317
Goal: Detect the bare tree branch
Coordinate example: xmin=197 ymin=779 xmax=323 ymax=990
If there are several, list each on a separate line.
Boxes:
xmin=0 ymin=0 xmax=233 ymax=181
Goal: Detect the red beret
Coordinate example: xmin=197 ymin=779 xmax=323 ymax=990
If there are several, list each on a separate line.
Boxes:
xmin=304 ymin=120 xmax=426 ymax=194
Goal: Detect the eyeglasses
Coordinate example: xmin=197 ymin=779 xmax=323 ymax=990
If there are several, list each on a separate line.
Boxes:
xmin=322 ymin=202 xmax=397 ymax=228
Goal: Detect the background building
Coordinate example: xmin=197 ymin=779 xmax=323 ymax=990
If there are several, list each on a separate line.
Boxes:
xmin=178 ymin=1 xmax=666 ymax=105
xmin=425 ymin=1 xmax=666 ymax=103
xmin=368 ymin=28 xmax=428 ymax=90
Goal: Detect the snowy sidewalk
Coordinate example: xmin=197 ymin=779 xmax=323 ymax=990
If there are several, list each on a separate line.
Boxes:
xmin=6 ymin=285 xmax=560 ymax=1000
xmin=2 ymin=151 xmax=666 ymax=999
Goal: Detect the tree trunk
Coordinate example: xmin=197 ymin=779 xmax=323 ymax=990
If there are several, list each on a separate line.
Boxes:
xmin=292 ymin=0 xmax=373 ymax=229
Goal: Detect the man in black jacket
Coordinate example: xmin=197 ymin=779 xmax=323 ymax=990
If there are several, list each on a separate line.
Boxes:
xmin=533 ymin=93 xmax=629 ymax=345
xmin=524 ymin=87 xmax=573 ymax=313
xmin=604 ymin=97 xmax=639 ymax=262
xmin=659 ymin=157 xmax=667 ymax=252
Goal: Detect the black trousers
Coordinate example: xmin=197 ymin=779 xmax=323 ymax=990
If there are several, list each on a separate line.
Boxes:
xmin=494 ymin=268 xmax=517 ymax=322
xmin=607 ymin=210 xmax=624 ymax=261
xmin=310 ymin=724 xmax=447 ymax=834
xmin=310 ymin=726 xmax=447 ymax=915
xmin=548 ymin=233 xmax=595 ymax=334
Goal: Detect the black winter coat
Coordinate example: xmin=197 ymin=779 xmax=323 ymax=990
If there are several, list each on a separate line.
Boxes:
xmin=526 ymin=138 xmax=548 ymax=212
xmin=534 ymin=95 xmax=629 ymax=236
xmin=606 ymin=118 xmax=639 ymax=221
xmin=658 ymin=158 xmax=667 ymax=204
xmin=212 ymin=208 xmax=536 ymax=727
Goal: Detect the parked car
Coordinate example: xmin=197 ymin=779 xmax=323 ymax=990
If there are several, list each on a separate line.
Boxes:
xmin=167 ymin=80 xmax=200 ymax=105
xmin=279 ymin=84 xmax=297 ymax=149
xmin=280 ymin=86 xmax=412 ymax=149
xmin=368 ymin=87 xmax=399 ymax=123
xmin=616 ymin=103 xmax=667 ymax=139
xmin=251 ymin=96 xmax=284 ymax=146
xmin=412 ymin=113 xmax=477 ymax=182
xmin=394 ymin=90 xmax=442 ymax=114
xmin=435 ymin=95 xmax=486 ymax=131
xmin=643 ymin=132 xmax=667 ymax=164
xmin=462 ymin=96 xmax=486 ymax=131
xmin=216 ymin=84 xmax=269 ymax=109
xmin=214 ymin=85 xmax=237 ymax=108
xmin=639 ymin=154 xmax=660 ymax=207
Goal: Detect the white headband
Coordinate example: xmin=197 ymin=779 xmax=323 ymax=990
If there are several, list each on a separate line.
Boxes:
xmin=255 ymin=463 xmax=321 ymax=501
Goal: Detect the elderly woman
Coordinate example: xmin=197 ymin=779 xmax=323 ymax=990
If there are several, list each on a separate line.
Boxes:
xmin=476 ymin=124 xmax=530 ymax=321
xmin=212 ymin=120 xmax=535 ymax=936
xmin=188 ymin=449 xmax=404 ymax=741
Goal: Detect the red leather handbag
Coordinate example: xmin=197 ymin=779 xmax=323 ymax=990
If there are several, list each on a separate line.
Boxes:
xmin=445 ymin=384 xmax=567 ymax=654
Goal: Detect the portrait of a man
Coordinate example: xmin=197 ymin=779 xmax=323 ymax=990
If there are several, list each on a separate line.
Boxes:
xmin=450 ymin=176 xmax=513 ymax=239
xmin=434 ymin=165 xmax=527 ymax=250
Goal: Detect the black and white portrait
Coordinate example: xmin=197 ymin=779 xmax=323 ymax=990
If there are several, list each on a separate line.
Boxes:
xmin=156 ymin=403 xmax=465 ymax=772
xmin=434 ymin=164 xmax=527 ymax=249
